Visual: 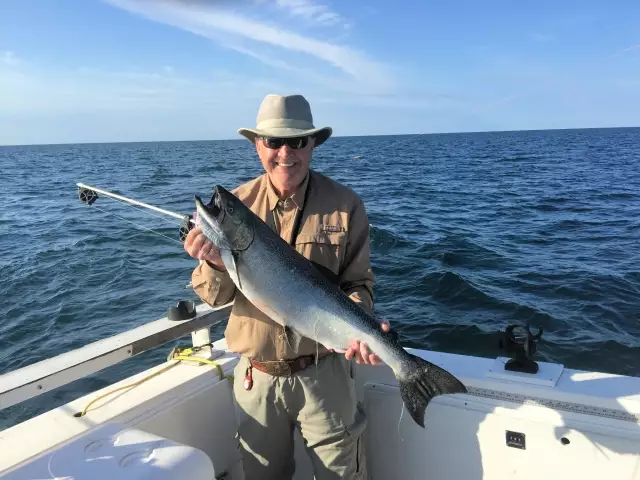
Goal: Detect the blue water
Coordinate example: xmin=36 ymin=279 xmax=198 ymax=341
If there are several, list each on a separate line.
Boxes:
xmin=1 ymin=128 xmax=639 ymax=430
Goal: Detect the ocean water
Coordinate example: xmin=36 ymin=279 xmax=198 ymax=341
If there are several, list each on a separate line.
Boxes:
xmin=1 ymin=128 xmax=639 ymax=431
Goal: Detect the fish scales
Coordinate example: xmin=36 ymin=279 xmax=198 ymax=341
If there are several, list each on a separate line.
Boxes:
xmin=233 ymin=217 xmax=405 ymax=370
xmin=195 ymin=186 xmax=468 ymax=428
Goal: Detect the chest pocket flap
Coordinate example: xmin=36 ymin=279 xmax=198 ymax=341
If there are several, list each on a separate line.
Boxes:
xmin=295 ymin=231 xmax=347 ymax=277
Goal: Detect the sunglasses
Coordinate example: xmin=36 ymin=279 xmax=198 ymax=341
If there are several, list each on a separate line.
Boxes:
xmin=263 ymin=136 xmax=310 ymax=149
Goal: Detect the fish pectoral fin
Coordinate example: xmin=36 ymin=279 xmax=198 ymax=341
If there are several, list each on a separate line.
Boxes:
xmin=231 ymin=251 xmax=241 ymax=289
xmin=221 ymin=249 xmax=242 ymax=289
xmin=283 ymin=326 xmax=303 ymax=353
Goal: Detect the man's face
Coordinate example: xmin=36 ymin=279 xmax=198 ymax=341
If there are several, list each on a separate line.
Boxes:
xmin=256 ymin=136 xmax=315 ymax=196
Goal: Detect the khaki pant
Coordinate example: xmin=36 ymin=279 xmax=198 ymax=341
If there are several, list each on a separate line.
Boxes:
xmin=232 ymin=353 xmax=368 ymax=480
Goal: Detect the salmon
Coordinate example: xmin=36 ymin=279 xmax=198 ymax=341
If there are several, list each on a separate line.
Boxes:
xmin=194 ymin=186 xmax=467 ymax=427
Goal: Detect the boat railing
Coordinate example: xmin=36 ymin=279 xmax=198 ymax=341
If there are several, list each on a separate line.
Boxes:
xmin=0 ymin=301 xmax=234 ymax=411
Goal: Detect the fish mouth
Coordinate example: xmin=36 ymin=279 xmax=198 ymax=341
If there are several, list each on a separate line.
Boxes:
xmin=194 ymin=190 xmax=224 ymax=229
xmin=211 ymin=186 xmax=228 ymax=221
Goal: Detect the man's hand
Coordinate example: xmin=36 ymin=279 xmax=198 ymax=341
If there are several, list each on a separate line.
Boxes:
xmin=184 ymin=226 xmax=226 ymax=271
xmin=344 ymin=320 xmax=391 ymax=365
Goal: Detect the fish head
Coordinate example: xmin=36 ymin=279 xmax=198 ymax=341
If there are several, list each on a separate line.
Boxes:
xmin=194 ymin=185 xmax=255 ymax=251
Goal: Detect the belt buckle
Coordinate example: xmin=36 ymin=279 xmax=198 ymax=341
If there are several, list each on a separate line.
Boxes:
xmin=272 ymin=360 xmax=292 ymax=376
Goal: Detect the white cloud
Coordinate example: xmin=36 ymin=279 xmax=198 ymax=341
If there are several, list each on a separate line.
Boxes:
xmin=1 ymin=51 xmax=19 ymax=65
xmin=0 ymin=62 xmax=293 ymax=144
xmin=274 ymin=0 xmax=344 ymax=27
xmin=103 ymin=0 xmax=394 ymax=93
xmin=220 ymin=42 xmax=394 ymax=96
xmin=222 ymin=43 xmax=302 ymax=72
xmin=0 ymin=63 xmax=284 ymax=116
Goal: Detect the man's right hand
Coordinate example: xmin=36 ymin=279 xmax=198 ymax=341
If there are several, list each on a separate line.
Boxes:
xmin=184 ymin=228 xmax=226 ymax=271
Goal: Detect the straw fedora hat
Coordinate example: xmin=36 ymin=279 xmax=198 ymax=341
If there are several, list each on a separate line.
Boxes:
xmin=238 ymin=94 xmax=332 ymax=147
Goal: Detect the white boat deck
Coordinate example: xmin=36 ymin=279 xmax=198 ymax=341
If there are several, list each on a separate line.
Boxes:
xmin=1 ymin=303 xmax=639 ymax=479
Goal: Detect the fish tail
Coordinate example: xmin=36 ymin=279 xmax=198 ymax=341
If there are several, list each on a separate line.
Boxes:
xmin=396 ymin=354 xmax=467 ymax=428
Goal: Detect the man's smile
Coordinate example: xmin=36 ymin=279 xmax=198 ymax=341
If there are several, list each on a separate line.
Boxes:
xmin=274 ymin=161 xmax=295 ymax=168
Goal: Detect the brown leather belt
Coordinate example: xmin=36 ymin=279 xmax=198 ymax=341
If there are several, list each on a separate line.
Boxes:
xmin=249 ymin=353 xmax=330 ymax=376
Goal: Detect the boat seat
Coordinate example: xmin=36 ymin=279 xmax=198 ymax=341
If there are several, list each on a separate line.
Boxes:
xmin=2 ymin=422 xmax=217 ymax=480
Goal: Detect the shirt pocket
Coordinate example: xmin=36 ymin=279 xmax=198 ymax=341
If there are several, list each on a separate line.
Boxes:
xmin=295 ymin=231 xmax=347 ymax=277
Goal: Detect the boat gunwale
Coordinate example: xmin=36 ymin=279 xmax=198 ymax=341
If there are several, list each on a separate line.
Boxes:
xmin=1 ymin=301 xmax=639 ymax=421
xmin=0 ymin=302 xmax=233 ymax=410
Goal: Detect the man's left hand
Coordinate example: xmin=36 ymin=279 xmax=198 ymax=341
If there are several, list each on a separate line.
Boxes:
xmin=345 ymin=320 xmax=391 ymax=365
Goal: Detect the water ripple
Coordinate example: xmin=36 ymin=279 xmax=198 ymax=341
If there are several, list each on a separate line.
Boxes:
xmin=1 ymin=128 xmax=639 ymax=430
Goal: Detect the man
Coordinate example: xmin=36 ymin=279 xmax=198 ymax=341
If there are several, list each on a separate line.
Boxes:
xmin=184 ymin=94 xmax=389 ymax=480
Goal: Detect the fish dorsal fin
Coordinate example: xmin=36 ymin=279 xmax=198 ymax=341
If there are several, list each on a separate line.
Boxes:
xmin=220 ymin=249 xmax=242 ymax=289
xmin=283 ymin=326 xmax=303 ymax=353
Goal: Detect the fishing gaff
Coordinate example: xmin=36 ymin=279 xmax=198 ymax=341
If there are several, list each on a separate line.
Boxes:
xmin=76 ymin=182 xmax=195 ymax=241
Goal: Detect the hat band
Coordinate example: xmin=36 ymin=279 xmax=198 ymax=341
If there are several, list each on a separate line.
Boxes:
xmin=256 ymin=118 xmax=315 ymax=131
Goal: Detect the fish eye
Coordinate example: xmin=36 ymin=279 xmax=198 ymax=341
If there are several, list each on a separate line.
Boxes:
xmin=227 ymin=201 xmax=234 ymax=214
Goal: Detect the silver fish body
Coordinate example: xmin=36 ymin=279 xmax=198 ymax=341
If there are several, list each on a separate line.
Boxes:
xmin=195 ymin=186 xmax=467 ymax=427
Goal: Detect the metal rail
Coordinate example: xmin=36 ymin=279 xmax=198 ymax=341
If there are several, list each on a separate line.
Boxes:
xmin=0 ymin=302 xmax=233 ymax=410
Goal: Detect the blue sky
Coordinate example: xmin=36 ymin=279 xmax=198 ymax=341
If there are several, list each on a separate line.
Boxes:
xmin=1 ymin=0 xmax=639 ymax=145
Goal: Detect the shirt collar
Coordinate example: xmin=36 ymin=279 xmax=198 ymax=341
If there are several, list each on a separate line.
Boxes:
xmin=266 ymin=171 xmax=310 ymax=211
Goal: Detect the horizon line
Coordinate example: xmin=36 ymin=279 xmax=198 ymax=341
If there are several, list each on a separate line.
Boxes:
xmin=1 ymin=125 xmax=639 ymax=148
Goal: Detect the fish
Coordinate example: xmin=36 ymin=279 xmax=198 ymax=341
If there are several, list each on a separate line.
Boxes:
xmin=194 ymin=185 xmax=468 ymax=428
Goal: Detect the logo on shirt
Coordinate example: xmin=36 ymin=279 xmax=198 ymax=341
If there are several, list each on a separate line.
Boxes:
xmin=320 ymin=224 xmax=343 ymax=233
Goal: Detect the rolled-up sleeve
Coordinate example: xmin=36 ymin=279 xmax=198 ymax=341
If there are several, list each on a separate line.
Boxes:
xmin=340 ymin=198 xmax=375 ymax=314
xmin=191 ymin=260 xmax=237 ymax=306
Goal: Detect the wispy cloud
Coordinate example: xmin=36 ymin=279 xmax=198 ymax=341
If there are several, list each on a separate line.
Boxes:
xmin=0 ymin=60 xmax=301 ymax=144
xmin=1 ymin=51 xmax=19 ymax=65
xmin=0 ymin=63 xmax=284 ymax=116
xmin=612 ymin=43 xmax=640 ymax=58
xmin=103 ymin=0 xmax=394 ymax=93
xmin=223 ymin=42 xmax=302 ymax=73
xmin=221 ymin=42 xmax=392 ymax=96
xmin=274 ymin=0 xmax=345 ymax=28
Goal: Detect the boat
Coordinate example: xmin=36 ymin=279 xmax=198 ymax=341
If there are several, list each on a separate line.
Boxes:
xmin=2 ymin=184 xmax=638 ymax=478
xmin=1 ymin=300 xmax=639 ymax=479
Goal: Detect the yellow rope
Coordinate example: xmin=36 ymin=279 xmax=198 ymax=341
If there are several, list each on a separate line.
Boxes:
xmin=79 ymin=362 xmax=179 ymax=417
xmin=78 ymin=345 xmax=233 ymax=417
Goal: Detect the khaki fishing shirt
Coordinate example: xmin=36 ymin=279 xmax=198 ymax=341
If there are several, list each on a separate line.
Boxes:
xmin=191 ymin=169 xmax=375 ymax=361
